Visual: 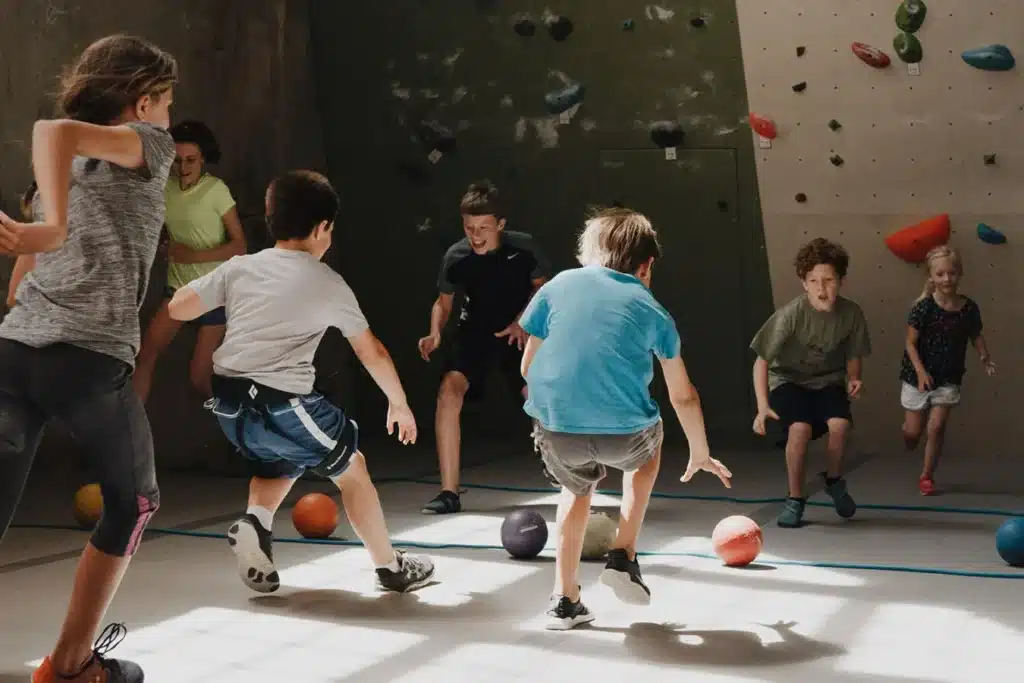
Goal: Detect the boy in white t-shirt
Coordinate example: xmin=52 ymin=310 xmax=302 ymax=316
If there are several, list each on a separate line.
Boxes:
xmin=169 ymin=170 xmax=435 ymax=594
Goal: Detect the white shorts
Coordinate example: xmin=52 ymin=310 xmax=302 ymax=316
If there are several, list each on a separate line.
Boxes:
xmin=900 ymin=382 xmax=961 ymax=412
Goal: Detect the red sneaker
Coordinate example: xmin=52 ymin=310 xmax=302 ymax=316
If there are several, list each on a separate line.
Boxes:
xmin=918 ymin=477 xmax=936 ymax=496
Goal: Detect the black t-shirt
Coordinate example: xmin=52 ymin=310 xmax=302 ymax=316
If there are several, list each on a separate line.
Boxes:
xmin=438 ymin=230 xmax=552 ymax=334
xmin=899 ymin=295 xmax=983 ymax=387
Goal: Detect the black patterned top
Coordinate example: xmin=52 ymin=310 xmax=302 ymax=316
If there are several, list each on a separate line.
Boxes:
xmin=899 ymin=295 xmax=983 ymax=387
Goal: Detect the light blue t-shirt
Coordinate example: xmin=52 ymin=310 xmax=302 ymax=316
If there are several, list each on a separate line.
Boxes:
xmin=519 ymin=265 xmax=682 ymax=435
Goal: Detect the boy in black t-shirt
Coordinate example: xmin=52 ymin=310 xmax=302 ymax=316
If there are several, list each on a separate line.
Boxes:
xmin=417 ymin=181 xmax=552 ymax=514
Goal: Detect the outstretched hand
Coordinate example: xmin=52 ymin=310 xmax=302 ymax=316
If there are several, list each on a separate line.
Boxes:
xmin=494 ymin=321 xmax=527 ymax=350
xmin=386 ymin=402 xmax=418 ymax=445
xmin=681 ymin=453 xmax=733 ymax=488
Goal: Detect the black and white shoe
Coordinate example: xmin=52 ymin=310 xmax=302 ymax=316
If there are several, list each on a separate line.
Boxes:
xmin=600 ymin=548 xmax=651 ymax=605
xmin=375 ymin=550 xmax=436 ymax=592
xmin=545 ymin=594 xmax=596 ymax=631
xmin=227 ymin=514 xmax=280 ymax=594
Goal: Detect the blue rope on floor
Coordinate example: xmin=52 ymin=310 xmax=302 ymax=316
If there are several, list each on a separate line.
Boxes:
xmin=396 ymin=478 xmax=1023 ymax=518
xmin=12 ymin=522 xmax=1023 ymax=581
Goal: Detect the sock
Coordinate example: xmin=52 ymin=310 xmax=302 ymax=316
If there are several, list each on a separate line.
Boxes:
xmin=825 ymin=476 xmax=841 ymax=486
xmin=377 ymin=552 xmax=401 ymax=573
xmin=247 ymin=505 xmax=274 ymax=532
xmin=788 ymin=496 xmax=807 ymax=503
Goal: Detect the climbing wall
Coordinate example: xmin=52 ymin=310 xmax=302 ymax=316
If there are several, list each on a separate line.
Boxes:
xmin=735 ymin=0 xmax=1022 ymax=455
xmin=309 ymin=1 xmax=773 ymax=448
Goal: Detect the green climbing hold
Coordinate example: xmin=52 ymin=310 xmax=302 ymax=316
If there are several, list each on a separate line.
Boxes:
xmin=894 ymin=32 xmax=923 ymax=64
xmin=895 ymin=0 xmax=927 ymax=33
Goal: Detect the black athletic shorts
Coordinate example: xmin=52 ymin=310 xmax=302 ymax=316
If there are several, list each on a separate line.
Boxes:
xmin=442 ymin=325 xmax=525 ymax=402
xmin=769 ymin=382 xmax=852 ymax=443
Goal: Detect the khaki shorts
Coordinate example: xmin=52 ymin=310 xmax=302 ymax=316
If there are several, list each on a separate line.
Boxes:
xmin=900 ymin=382 xmax=961 ymax=412
xmin=531 ymin=420 xmax=663 ymax=496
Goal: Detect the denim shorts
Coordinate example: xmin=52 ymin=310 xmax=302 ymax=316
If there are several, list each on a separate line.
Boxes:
xmin=207 ymin=391 xmax=358 ymax=479
xmin=164 ymin=286 xmax=226 ymax=326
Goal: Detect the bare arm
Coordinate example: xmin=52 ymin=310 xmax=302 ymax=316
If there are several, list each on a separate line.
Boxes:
xmin=170 ymin=207 xmax=247 ymax=264
xmin=167 ymin=287 xmax=207 ymax=321
xmin=660 ymin=355 xmax=710 ymax=458
xmin=846 ymin=357 xmax=863 ymax=383
xmin=973 ymin=333 xmax=992 ymax=362
xmin=20 ymin=120 xmax=147 ymax=253
xmin=6 ymin=255 xmax=36 ymax=307
xmin=348 ymin=328 xmax=411 ymax=407
xmin=904 ymin=326 xmax=927 ymax=376
xmin=753 ymin=357 xmax=771 ymax=414
xmin=429 ymin=293 xmax=454 ymax=337
xmin=521 ymin=335 xmax=543 ymax=378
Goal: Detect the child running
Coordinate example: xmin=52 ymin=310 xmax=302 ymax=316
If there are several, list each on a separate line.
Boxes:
xmin=900 ymin=245 xmax=995 ymax=495
xmin=417 ymin=180 xmax=552 ymax=514
xmin=0 ymin=35 xmax=178 ymax=683
xmin=750 ymin=238 xmax=872 ymax=528
xmin=518 ymin=207 xmax=732 ymax=630
xmin=168 ymin=170 xmax=435 ymax=594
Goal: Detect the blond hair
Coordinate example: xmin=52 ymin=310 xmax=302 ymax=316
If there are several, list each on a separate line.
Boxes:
xmin=916 ymin=245 xmax=963 ymax=302
xmin=576 ymin=207 xmax=662 ymax=273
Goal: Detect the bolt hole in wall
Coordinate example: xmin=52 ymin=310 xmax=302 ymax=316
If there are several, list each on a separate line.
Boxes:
xmin=735 ymin=0 xmax=1022 ymax=457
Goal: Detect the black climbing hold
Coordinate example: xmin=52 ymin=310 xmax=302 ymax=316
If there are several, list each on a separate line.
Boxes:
xmin=416 ymin=120 xmax=456 ymax=154
xmin=797 ymin=46 xmax=806 ymax=57
xmin=984 ymin=154 xmax=997 ymax=166
xmin=514 ymin=18 xmax=536 ymax=37
xmin=547 ymin=15 xmax=574 ymax=41
xmin=649 ymin=120 xmax=684 ymax=149
xmin=544 ymin=82 xmax=585 ymax=115
xmin=396 ymin=160 xmax=431 ymax=184
xmin=622 ymin=19 xmax=635 ymax=31
xmin=792 ymin=81 xmax=807 ymax=92
xmin=795 ymin=193 xmax=808 ymax=203
xmin=717 ymin=200 xmax=729 ymax=211
xmin=690 ymin=17 xmax=706 ymax=28
xmin=828 ymin=119 xmax=842 ymax=131
xmin=830 ymin=154 xmax=844 ymax=167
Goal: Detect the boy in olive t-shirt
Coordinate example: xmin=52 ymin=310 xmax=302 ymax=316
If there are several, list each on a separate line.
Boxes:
xmin=749 ymin=238 xmax=872 ymax=528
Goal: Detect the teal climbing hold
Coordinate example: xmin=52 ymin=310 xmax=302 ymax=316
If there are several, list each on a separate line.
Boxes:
xmin=977 ymin=223 xmax=1007 ymax=245
xmin=544 ymin=82 xmax=585 ymax=115
xmin=895 ymin=0 xmax=927 ymax=33
xmin=894 ymin=32 xmax=923 ymax=63
xmin=962 ymin=45 xmax=1016 ymax=71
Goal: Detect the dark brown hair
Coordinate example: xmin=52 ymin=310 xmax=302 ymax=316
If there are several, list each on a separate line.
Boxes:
xmin=794 ymin=237 xmax=849 ymax=279
xmin=56 ymin=34 xmax=178 ymax=125
xmin=171 ymin=120 xmax=221 ymax=164
xmin=267 ymin=170 xmax=339 ymax=241
xmin=577 ymin=206 xmax=662 ymax=274
xmin=459 ymin=180 xmax=505 ymax=219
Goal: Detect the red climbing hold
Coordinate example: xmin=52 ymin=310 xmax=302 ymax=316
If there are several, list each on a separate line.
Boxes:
xmin=749 ymin=113 xmax=777 ymax=139
xmin=851 ymin=42 xmax=891 ymax=68
xmin=884 ymin=214 xmax=951 ymax=263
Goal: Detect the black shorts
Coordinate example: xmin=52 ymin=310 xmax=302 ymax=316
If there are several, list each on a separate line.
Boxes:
xmin=164 ymin=286 xmax=226 ymax=327
xmin=769 ymin=382 xmax=852 ymax=443
xmin=442 ymin=326 xmax=525 ymax=402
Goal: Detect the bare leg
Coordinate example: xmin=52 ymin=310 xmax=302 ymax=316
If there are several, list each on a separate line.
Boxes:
xmin=248 ymin=475 xmax=297 ymax=514
xmin=921 ymin=405 xmax=951 ymax=480
xmin=435 ymin=371 xmax=468 ymax=493
xmin=611 ymin=446 xmax=661 ymax=558
xmin=332 ymin=451 xmax=396 ymax=567
xmin=554 ymin=487 xmax=592 ymax=600
xmin=785 ymin=423 xmax=813 ymax=497
xmin=189 ymin=324 xmax=225 ymax=398
xmin=133 ymin=301 xmax=183 ymax=403
xmin=902 ymin=410 xmax=925 ymax=450
xmin=824 ymin=418 xmax=851 ymax=479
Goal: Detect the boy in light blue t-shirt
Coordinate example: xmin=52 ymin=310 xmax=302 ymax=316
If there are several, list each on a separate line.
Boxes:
xmin=518 ymin=207 xmax=733 ymax=631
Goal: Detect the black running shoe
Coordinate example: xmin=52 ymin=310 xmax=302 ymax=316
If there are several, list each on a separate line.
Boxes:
xmin=421 ymin=490 xmax=461 ymax=514
xmin=375 ymin=550 xmax=436 ymax=592
xmin=32 ymin=623 xmax=144 ymax=682
xmin=545 ymin=594 xmax=595 ymax=631
xmin=600 ymin=548 xmax=651 ymax=605
xmin=227 ymin=514 xmax=280 ymax=593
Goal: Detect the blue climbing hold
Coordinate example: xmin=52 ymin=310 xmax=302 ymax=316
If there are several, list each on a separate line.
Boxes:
xmin=544 ymin=82 xmax=585 ymax=115
xmin=977 ymin=223 xmax=1007 ymax=245
xmin=962 ymin=45 xmax=1016 ymax=71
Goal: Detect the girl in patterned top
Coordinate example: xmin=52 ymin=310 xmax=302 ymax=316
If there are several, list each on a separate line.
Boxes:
xmin=900 ymin=246 xmax=995 ymax=496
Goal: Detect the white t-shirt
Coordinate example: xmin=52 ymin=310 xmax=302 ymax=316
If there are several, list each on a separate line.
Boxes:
xmin=188 ymin=248 xmax=369 ymax=394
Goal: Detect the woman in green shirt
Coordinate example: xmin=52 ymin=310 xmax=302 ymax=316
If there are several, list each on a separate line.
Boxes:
xmin=133 ymin=120 xmax=246 ymax=402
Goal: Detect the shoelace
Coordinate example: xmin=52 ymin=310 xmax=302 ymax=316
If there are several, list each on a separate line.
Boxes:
xmin=92 ymin=623 xmax=128 ymax=660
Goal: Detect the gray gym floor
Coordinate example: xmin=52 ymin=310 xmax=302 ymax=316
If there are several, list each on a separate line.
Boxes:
xmin=1 ymin=442 xmax=1021 ymax=682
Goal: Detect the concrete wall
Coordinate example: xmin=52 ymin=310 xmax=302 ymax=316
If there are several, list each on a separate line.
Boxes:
xmin=309 ymin=0 xmax=773 ymax=451
xmin=735 ymin=0 xmax=1021 ymax=455
xmin=0 ymin=0 xmax=327 ymax=472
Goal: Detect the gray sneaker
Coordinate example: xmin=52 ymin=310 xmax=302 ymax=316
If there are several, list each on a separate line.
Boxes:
xmin=822 ymin=474 xmax=857 ymax=518
xmin=777 ymin=497 xmax=806 ymax=528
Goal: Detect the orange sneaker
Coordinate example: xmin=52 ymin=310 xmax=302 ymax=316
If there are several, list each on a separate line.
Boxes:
xmin=918 ymin=477 xmax=936 ymax=496
xmin=31 ymin=624 xmax=143 ymax=683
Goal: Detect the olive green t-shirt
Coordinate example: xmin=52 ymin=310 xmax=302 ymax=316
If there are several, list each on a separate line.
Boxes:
xmin=750 ymin=295 xmax=872 ymax=391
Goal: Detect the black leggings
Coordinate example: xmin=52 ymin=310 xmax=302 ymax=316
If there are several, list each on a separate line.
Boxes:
xmin=0 ymin=339 xmax=159 ymax=557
